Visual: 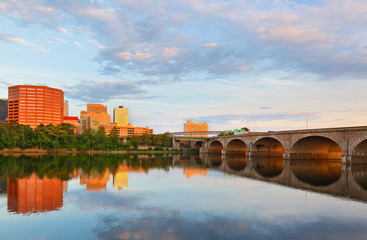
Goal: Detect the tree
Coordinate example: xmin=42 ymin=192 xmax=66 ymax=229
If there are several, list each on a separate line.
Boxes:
xmin=241 ymin=127 xmax=250 ymax=132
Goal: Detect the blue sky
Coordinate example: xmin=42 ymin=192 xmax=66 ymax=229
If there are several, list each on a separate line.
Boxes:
xmin=0 ymin=0 xmax=366 ymax=133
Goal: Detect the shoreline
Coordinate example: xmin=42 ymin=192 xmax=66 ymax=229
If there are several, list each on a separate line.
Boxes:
xmin=0 ymin=148 xmax=194 ymax=156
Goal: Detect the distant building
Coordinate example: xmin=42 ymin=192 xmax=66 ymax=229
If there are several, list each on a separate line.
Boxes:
xmin=63 ymin=116 xmax=80 ymax=134
xmin=103 ymin=123 xmax=153 ymax=137
xmin=0 ymin=98 xmax=8 ymax=123
xmin=184 ymin=120 xmax=208 ymax=137
xmin=113 ymin=106 xmax=129 ymax=127
xmin=8 ymin=85 xmax=64 ymax=128
xmin=7 ymin=174 xmax=65 ymax=214
xmin=64 ymin=100 xmax=69 ymax=116
xmin=80 ymin=104 xmax=111 ymax=132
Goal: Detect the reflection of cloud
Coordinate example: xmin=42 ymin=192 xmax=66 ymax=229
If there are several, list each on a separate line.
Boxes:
xmin=92 ymin=212 xmax=367 ymax=240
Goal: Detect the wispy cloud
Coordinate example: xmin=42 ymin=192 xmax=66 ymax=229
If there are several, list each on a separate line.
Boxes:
xmin=64 ymin=78 xmax=167 ymax=102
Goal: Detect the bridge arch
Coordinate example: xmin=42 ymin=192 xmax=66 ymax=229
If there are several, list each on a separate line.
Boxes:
xmin=253 ymin=137 xmax=284 ymax=156
xmin=226 ymin=139 xmax=247 ymax=155
xmin=353 ymin=139 xmax=367 ymax=156
xmin=208 ymin=140 xmax=223 ymax=154
xmin=193 ymin=141 xmax=203 ymax=150
xmin=291 ymin=136 xmax=342 ymax=160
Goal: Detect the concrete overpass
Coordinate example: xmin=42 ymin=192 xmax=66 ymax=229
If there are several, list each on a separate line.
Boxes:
xmin=172 ymin=126 xmax=367 ymax=163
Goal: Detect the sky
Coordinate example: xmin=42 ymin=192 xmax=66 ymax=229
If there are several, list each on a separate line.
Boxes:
xmin=0 ymin=0 xmax=366 ymax=133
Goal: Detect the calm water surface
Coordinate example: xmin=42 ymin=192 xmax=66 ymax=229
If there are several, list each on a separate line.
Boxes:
xmin=0 ymin=154 xmax=367 ymax=240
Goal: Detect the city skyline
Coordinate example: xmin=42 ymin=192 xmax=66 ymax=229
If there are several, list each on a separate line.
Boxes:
xmin=0 ymin=0 xmax=366 ymax=133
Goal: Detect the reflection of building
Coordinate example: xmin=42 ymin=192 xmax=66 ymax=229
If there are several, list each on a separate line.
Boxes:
xmin=0 ymin=179 xmax=7 ymax=195
xmin=8 ymin=85 xmax=64 ymax=128
xmin=184 ymin=168 xmax=208 ymax=179
xmin=0 ymin=98 xmax=8 ymax=123
xmin=80 ymin=169 xmax=110 ymax=191
xmin=114 ymin=166 xmax=128 ymax=190
xmin=113 ymin=165 xmax=145 ymax=190
xmin=7 ymin=174 xmax=64 ymax=214
xmin=113 ymin=106 xmax=129 ymax=127
xmin=184 ymin=120 xmax=208 ymax=137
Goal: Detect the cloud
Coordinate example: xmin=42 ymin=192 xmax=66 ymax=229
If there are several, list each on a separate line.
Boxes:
xmin=2 ymin=0 xmax=367 ymax=80
xmin=64 ymin=78 xmax=166 ymax=102
xmin=162 ymin=47 xmax=179 ymax=59
xmin=258 ymin=27 xmax=327 ymax=46
xmin=0 ymin=30 xmax=35 ymax=47
xmin=58 ymin=27 xmax=68 ymax=34
xmin=134 ymin=52 xmax=151 ymax=61
xmin=202 ymin=43 xmax=218 ymax=48
xmin=191 ymin=112 xmax=317 ymax=125
xmin=90 ymin=40 xmax=105 ymax=49
xmin=0 ymin=30 xmax=47 ymax=52
xmin=116 ymin=52 xmax=133 ymax=61
xmin=47 ymin=38 xmax=67 ymax=44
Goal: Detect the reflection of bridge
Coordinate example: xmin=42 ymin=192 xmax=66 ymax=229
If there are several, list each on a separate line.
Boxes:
xmin=172 ymin=126 xmax=367 ymax=163
xmin=172 ymin=155 xmax=367 ymax=202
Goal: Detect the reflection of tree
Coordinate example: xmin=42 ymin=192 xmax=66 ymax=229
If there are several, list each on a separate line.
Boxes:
xmin=0 ymin=154 xmax=173 ymax=181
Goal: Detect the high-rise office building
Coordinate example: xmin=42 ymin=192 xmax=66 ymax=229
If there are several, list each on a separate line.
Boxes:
xmin=64 ymin=100 xmax=69 ymax=116
xmin=113 ymin=106 xmax=129 ymax=126
xmin=0 ymin=98 xmax=8 ymax=123
xmin=80 ymin=104 xmax=111 ymax=132
xmin=8 ymin=85 xmax=64 ymax=128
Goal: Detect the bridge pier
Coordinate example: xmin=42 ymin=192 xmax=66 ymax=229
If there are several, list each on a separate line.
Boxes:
xmin=342 ymin=155 xmax=352 ymax=164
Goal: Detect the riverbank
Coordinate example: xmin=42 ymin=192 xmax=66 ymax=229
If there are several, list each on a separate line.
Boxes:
xmin=0 ymin=148 xmax=195 ymax=156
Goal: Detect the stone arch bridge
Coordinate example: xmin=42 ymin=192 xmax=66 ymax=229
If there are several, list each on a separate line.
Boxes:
xmin=172 ymin=126 xmax=367 ymax=163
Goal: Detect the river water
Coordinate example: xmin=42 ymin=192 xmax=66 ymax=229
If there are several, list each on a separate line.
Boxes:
xmin=0 ymin=154 xmax=367 ymax=240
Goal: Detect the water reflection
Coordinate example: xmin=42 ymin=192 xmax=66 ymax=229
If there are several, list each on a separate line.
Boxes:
xmin=7 ymin=174 xmax=65 ymax=214
xmin=226 ymin=154 xmax=246 ymax=171
xmin=253 ymin=156 xmax=283 ymax=178
xmin=352 ymin=164 xmax=367 ymax=191
xmin=113 ymin=165 xmax=145 ymax=190
xmin=290 ymin=159 xmax=342 ymax=186
xmin=1 ymin=154 xmax=367 ymax=240
xmin=1 ymin=154 xmax=367 ymax=212
xmin=80 ymin=169 xmax=111 ymax=191
xmin=207 ymin=154 xmax=222 ymax=167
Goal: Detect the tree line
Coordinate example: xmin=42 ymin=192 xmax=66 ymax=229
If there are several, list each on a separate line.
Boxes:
xmin=0 ymin=122 xmax=172 ymax=151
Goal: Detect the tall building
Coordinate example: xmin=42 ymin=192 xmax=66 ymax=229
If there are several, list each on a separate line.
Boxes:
xmin=8 ymin=85 xmax=64 ymax=128
xmin=80 ymin=104 xmax=111 ymax=132
xmin=184 ymin=120 xmax=208 ymax=137
xmin=64 ymin=100 xmax=69 ymax=116
xmin=7 ymin=174 xmax=65 ymax=214
xmin=113 ymin=106 xmax=129 ymax=127
xmin=0 ymin=98 xmax=8 ymax=123
xmin=63 ymin=116 xmax=81 ymax=134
